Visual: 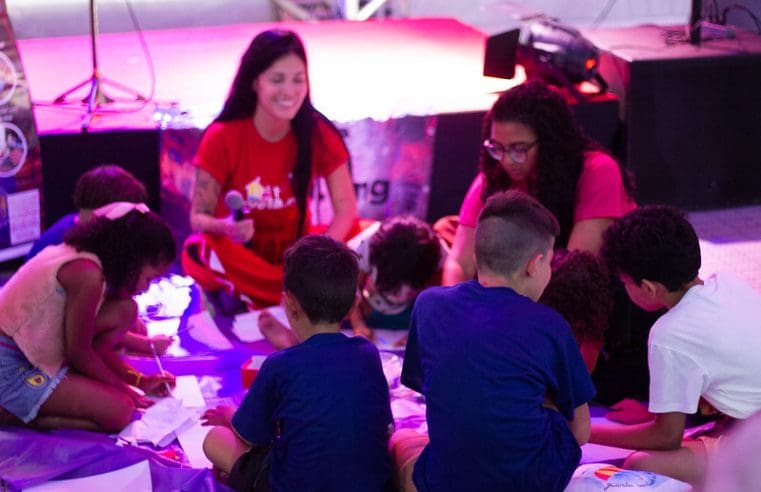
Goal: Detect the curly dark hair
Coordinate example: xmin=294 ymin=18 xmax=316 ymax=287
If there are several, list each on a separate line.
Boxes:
xmin=214 ymin=29 xmax=349 ymax=237
xmin=368 ymin=215 xmax=441 ymax=294
xmin=73 ymin=164 xmax=147 ymax=210
xmin=64 ymin=210 xmax=176 ymax=295
xmin=480 ymin=80 xmax=633 ymax=247
xmin=540 ymin=249 xmax=612 ymax=343
xmin=600 ymin=206 xmax=700 ymax=291
xmin=284 ymin=235 xmax=359 ymax=324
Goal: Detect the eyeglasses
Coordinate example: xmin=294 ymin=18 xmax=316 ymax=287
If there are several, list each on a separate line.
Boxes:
xmin=483 ymin=139 xmax=538 ymax=164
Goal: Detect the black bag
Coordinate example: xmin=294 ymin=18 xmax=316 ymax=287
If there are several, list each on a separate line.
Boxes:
xmin=228 ymin=443 xmax=272 ymax=492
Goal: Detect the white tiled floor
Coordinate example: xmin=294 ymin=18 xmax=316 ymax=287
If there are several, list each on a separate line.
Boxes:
xmin=691 ymin=205 xmax=761 ymax=292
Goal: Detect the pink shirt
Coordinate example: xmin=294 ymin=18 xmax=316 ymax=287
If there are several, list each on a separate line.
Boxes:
xmin=459 ymin=151 xmax=636 ymax=228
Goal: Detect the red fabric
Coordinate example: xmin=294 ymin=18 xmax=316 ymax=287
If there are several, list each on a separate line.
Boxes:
xmin=184 ymin=116 xmax=350 ymax=306
xmin=182 ymin=218 xmax=362 ymax=308
xmin=182 ymin=233 xmax=284 ymax=307
xmin=195 ymin=117 xmax=348 ymax=264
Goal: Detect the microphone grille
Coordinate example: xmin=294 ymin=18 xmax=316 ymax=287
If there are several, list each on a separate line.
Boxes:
xmin=224 ymin=190 xmax=245 ymax=210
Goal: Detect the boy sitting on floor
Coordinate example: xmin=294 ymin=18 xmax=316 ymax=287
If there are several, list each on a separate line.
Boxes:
xmin=589 ymin=206 xmax=761 ymax=486
xmin=392 ymin=190 xmax=595 ymax=492
xmin=201 ymin=235 xmax=392 ymax=491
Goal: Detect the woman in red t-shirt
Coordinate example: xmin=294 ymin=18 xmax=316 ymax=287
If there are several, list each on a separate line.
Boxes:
xmin=182 ymin=29 xmax=357 ymax=308
xmin=442 ymin=81 xmax=635 ymax=285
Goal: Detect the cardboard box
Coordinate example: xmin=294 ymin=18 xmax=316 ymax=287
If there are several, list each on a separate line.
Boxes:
xmin=241 ymin=355 xmax=268 ymax=388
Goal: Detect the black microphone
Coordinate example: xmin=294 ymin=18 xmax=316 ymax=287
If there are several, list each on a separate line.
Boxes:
xmin=224 ymin=190 xmax=252 ymax=248
xmin=224 ymin=190 xmax=246 ymax=221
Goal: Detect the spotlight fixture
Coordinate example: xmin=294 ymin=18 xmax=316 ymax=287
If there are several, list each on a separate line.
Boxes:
xmin=516 ymin=18 xmax=607 ymax=99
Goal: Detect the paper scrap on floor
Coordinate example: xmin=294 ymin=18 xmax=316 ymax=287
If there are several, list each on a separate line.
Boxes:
xmin=186 ymin=310 xmax=234 ymax=350
xmin=233 ymin=306 xmax=288 ymax=342
xmin=119 ymin=398 xmax=198 ymax=447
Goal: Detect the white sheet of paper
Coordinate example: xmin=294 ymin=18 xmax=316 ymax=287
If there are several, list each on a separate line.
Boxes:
xmin=233 ymin=306 xmax=289 ymax=342
xmin=580 ymin=416 xmax=635 ymax=464
xmin=172 ymin=375 xmax=206 ymax=408
xmin=187 ymin=311 xmax=234 ymax=350
xmin=24 ymin=460 xmax=152 ymax=492
xmin=146 ymin=317 xmax=181 ymax=337
xmin=118 ymin=398 xmax=196 ymax=446
xmin=373 ymin=329 xmax=408 ymax=349
xmin=177 ymin=421 xmax=214 ymax=469
xmin=145 ymin=318 xmax=188 ymax=357
xmin=580 ymin=442 xmax=634 ymax=464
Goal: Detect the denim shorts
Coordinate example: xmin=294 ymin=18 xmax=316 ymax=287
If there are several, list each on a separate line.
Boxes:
xmin=0 ymin=335 xmax=68 ymax=423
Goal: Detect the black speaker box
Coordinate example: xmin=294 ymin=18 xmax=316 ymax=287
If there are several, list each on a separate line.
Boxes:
xmin=590 ymin=25 xmax=761 ymax=209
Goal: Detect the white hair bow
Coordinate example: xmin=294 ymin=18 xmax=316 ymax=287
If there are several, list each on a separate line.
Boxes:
xmin=92 ymin=201 xmax=150 ymax=220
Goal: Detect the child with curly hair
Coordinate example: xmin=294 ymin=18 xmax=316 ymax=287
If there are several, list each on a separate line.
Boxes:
xmin=590 ymin=206 xmax=761 ymax=485
xmin=0 ymin=203 xmax=177 ymax=432
xmin=259 ymin=215 xmax=445 ymax=349
xmin=347 ymin=215 xmax=446 ymax=341
xmin=24 ymin=164 xmax=173 ymax=356
xmin=539 ymin=249 xmax=613 ymax=373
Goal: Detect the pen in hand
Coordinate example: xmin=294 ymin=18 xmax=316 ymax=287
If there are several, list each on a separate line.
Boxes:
xmin=150 ymin=340 xmax=173 ymax=396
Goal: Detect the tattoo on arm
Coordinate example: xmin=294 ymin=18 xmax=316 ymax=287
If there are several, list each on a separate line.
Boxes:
xmin=192 ymin=168 xmax=221 ymax=216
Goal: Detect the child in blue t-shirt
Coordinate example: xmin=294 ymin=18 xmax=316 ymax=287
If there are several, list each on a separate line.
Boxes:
xmin=392 ymin=190 xmax=595 ymax=492
xmin=202 ymin=235 xmax=393 ymax=491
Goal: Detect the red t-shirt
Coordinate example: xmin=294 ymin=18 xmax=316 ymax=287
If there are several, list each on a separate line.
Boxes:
xmin=459 ymin=150 xmax=636 ymax=228
xmin=195 ymin=117 xmax=348 ymax=264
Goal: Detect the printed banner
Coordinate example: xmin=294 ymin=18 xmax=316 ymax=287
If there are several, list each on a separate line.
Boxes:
xmin=0 ymin=2 xmax=43 ymax=260
xmin=313 ymin=116 xmax=436 ymax=224
xmin=159 ymin=115 xmax=436 ymax=249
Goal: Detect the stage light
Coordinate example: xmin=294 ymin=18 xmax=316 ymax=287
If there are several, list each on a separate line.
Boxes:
xmin=516 ymin=18 xmax=607 ymax=99
xmin=483 ymin=17 xmax=607 ymax=99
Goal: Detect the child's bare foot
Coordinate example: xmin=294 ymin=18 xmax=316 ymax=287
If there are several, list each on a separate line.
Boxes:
xmin=259 ymin=310 xmax=299 ymax=350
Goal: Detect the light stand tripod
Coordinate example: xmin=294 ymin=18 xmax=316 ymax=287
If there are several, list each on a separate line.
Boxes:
xmin=53 ymin=0 xmax=147 ymax=129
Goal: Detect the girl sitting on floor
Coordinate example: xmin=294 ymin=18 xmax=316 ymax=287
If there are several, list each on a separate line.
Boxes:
xmin=0 ymin=203 xmax=176 ymax=433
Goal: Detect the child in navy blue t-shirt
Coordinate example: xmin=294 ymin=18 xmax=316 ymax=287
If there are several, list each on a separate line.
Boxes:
xmin=393 ymin=191 xmax=595 ymax=492
xmin=202 ymin=235 xmax=392 ymax=491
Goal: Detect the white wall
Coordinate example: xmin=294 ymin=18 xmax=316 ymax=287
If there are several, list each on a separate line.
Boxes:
xmin=407 ymin=0 xmax=690 ymax=33
xmin=8 ymin=0 xmax=759 ymax=39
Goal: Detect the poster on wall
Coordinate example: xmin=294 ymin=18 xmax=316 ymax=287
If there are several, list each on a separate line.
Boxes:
xmin=0 ymin=2 xmax=42 ymax=261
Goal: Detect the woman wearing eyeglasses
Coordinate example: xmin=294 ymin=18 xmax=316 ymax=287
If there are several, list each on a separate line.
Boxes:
xmin=442 ymin=80 xmax=635 ymax=285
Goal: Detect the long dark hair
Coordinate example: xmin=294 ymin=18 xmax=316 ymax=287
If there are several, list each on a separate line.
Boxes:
xmin=64 ymin=210 xmax=176 ymax=295
xmin=215 ymin=29 xmax=346 ymax=236
xmin=480 ymin=80 xmax=633 ymax=247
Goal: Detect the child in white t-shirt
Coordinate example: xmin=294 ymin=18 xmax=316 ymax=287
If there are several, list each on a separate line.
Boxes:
xmin=589 ymin=205 xmax=761 ymax=486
